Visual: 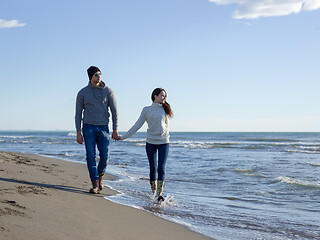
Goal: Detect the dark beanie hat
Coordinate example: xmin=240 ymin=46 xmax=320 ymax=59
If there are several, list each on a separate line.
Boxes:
xmin=87 ymin=66 xmax=101 ymax=80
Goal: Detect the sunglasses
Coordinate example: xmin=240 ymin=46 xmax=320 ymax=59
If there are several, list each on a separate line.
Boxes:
xmin=94 ymin=73 xmax=101 ymax=77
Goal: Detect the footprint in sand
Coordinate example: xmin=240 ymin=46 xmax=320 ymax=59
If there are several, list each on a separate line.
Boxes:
xmin=16 ymin=185 xmax=49 ymax=195
xmin=0 ymin=200 xmax=27 ymax=217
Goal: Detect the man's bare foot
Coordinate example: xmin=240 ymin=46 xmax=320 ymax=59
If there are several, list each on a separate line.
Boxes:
xmin=89 ymin=188 xmax=99 ymax=194
xmin=89 ymin=179 xmax=99 ymax=194
xmin=98 ymin=173 xmax=104 ymax=191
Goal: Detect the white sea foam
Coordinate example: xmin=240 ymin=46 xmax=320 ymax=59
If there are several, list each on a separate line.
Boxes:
xmin=14 ymin=140 xmax=30 ymax=143
xmin=126 ymin=139 xmax=145 ymax=143
xmin=64 ymin=152 xmax=75 ymax=157
xmin=306 ymin=162 xmax=320 ymax=167
xmin=171 ymin=140 xmax=240 ymax=149
xmin=0 ymin=135 xmax=33 ymax=139
xmin=276 ymin=176 xmax=320 ymax=188
xmin=286 ymin=149 xmax=320 ymax=154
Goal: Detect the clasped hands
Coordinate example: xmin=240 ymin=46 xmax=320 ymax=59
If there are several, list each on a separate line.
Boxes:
xmin=112 ymin=131 xmax=121 ymax=141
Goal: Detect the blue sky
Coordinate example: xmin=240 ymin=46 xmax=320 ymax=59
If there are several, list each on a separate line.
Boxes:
xmin=1 ymin=0 xmax=319 ymax=132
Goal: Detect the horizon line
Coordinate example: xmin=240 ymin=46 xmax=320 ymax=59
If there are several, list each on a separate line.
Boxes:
xmin=0 ymin=129 xmax=319 ymax=133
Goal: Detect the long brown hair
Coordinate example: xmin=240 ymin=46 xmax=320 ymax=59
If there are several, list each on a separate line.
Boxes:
xmin=151 ymin=88 xmax=174 ymax=118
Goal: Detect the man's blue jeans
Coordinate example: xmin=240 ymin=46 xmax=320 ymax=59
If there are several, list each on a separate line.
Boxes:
xmin=83 ymin=124 xmax=110 ymax=180
xmin=145 ymin=143 xmax=169 ymax=182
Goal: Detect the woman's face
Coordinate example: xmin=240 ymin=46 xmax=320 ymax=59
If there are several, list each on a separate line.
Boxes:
xmin=154 ymin=90 xmax=166 ymax=104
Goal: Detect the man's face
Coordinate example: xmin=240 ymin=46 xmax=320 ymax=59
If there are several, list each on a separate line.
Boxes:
xmin=90 ymin=71 xmax=102 ymax=86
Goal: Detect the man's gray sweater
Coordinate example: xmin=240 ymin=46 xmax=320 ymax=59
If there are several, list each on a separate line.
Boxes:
xmin=75 ymin=81 xmax=118 ymax=131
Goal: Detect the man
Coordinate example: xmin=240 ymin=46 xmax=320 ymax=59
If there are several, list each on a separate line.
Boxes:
xmin=75 ymin=66 xmax=120 ymax=194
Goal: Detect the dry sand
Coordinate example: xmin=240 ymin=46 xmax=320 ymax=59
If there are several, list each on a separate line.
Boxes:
xmin=0 ymin=151 xmax=212 ymax=240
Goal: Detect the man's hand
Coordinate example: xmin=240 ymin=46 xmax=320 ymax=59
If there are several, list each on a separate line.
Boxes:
xmin=76 ymin=131 xmax=84 ymax=144
xmin=112 ymin=130 xmax=121 ymax=141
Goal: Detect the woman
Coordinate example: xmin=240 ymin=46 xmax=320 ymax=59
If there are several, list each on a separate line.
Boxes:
xmin=120 ymin=88 xmax=173 ymax=202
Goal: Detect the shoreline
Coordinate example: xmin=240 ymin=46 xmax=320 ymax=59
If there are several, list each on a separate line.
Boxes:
xmin=0 ymin=151 xmax=212 ymax=240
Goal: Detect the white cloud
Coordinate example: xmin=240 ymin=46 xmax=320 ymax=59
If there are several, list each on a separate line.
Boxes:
xmin=303 ymin=0 xmax=320 ymax=10
xmin=209 ymin=0 xmax=320 ymax=19
xmin=0 ymin=19 xmax=26 ymax=29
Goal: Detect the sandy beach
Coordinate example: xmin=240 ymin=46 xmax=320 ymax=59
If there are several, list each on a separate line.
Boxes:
xmin=0 ymin=151 xmax=212 ymax=240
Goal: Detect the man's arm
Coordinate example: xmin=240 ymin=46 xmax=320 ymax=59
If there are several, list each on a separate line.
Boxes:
xmin=108 ymin=89 xmax=120 ymax=140
xmin=75 ymin=91 xmax=84 ymax=144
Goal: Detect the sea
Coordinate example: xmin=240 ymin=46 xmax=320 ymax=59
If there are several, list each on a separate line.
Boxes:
xmin=0 ymin=131 xmax=320 ymax=240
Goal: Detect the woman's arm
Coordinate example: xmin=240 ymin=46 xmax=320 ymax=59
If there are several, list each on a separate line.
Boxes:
xmin=121 ymin=108 xmax=147 ymax=140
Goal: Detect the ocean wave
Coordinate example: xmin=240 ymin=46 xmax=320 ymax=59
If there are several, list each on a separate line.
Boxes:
xmin=234 ymin=169 xmax=268 ymax=178
xmin=247 ymin=138 xmax=294 ymax=142
xmin=13 ymin=140 xmax=31 ymax=144
xmin=127 ymin=139 xmax=243 ymax=149
xmin=306 ymin=162 xmax=320 ymax=167
xmin=126 ymin=139 xmax=252 ymax=149
xmin=111 ymin=151 xmax=129 ymax=156
xmin=0 ymin=135 xmax=35 ymax=139
xmin=295 ymin=145 xmax=320 ymax=149
xmin=67 ymin=132 xmax=76 ymax=137
xmin=124 ymin=139 xmax=146 ymax=147
xmin=43 ymin=152 xmax=77 ymax=158
xmin=136 ymin=142 xmax=145 ymax=145
xmin=121 ymin=138 xmax=320 ymax=153
xmin=170 ymin=140 xmax=240 ymax=149
xmin=246 ymin=173 xmax=268 ymax=178
xmin=63 ymin=152 xmax=76 ymax=157
xmin=0 ymin=138 xmax=75 ymax=145
xmin=126 ymin=139 xmax=145 ymax=143
xmin=276 ymin=176 xmax=320 ymax=188
xmin=244 ymin=145 xmax=266 ymax=149
xmin=171 ymin=140 xmax=320 ymax=151
xmin=286 ymin=149 xmax=320 ymax=154
xmin=234 ymin=168 xmax=254 ymax=173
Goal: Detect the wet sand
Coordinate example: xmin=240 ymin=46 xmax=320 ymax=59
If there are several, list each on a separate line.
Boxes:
xmin=0 ymin=151 xmax=212 ymax=240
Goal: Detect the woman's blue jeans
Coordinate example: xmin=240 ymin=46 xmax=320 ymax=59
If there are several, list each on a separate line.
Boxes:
xmin=145 ymin=143 xmax=169 ymax=182
xmin=83 ymin=124 xmax=110 ymax=180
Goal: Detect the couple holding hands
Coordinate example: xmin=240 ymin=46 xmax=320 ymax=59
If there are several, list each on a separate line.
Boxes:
xmin=75 ymin=66 xmax=173 ymax=202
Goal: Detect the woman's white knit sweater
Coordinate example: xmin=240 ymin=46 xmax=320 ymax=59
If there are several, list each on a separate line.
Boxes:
xmin=121 ymin=102 xmax=170 ymax=144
